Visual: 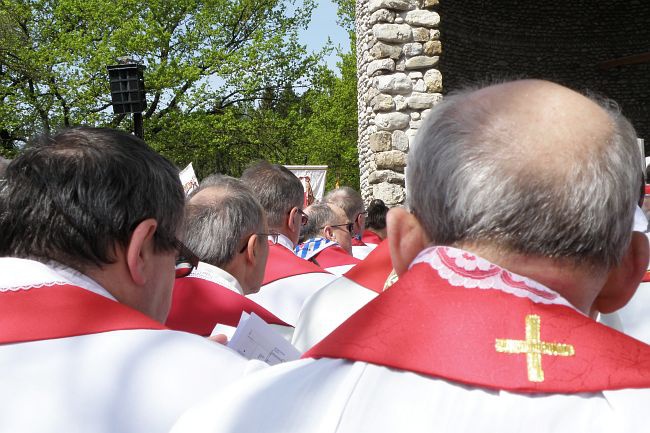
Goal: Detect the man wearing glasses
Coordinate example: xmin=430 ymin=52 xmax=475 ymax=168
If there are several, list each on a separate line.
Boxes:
xmin=241 ymin=161 xmax=338 ymax=327
xmin=0 ymin=128 xmax=263 ymax=433
xmin=295 ymin=203 xmax=361 ymax=276
xmin=172 ymin=81 xmax=650 ymax=433
xmin=325 ymin=186 xmax=376 ymax=260
xmin=166 ymin=174 xmax=292 ymax=340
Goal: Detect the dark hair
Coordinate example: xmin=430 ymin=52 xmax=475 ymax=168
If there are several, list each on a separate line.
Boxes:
xmin=366 ymin=199 xmax=388 ymax=230
xmin=0 ymin=127 xmax=184 ymax=270
xmin=241 ymin=160 xmax=303 ymax=228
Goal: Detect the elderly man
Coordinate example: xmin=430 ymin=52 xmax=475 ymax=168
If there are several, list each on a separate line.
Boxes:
xmin=0 ymin=128 xmax=262 ymax=433
xmin=325 ymin=186 xmax=374 ymax=259
xmin=295 ymin=203 xmax=360 ymax=275
xmin=166 ymin=174 xmax=291 ymax=338
xmin=242 ymin=161 xmax=337 ymax=325
xmin=172 ymin=80 xmax=650 ymax=433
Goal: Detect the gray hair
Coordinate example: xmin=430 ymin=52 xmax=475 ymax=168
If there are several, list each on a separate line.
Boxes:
xmin=241 ymin=160 xmax=303 ymax=229
xmin=182 ymin=174 xmax=264 ymax=268
xmin=301 ymin=204 xmax=337 ymax=241
xmin=324 ymin=187 xmax=364 ymax=221
xmin=408 ymin=86 xmax=642 ymax=268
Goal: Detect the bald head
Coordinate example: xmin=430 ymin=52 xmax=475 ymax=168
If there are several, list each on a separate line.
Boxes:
xmin=182 ymin=175 xmax=265 ymax=269
xmin=408 ymin=79 xmax=642 ymax=268
xmin=463 ymin=80 xmax=613 ymax=171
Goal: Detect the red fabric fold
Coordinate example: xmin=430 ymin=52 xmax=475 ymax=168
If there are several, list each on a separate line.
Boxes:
xmin=262 ymin=243 xmax=328 ymax=286
xmin=167 ymin=277 xmax=290 ymax=336
xmin=0 ymin=284 xmax=164 ymax=344
xmin=343 ymin=240 xmax=393 ymax=293
xmin=305 ymin=263 xmax=650 ymax=393
xmin=361 ymin=230 xmax=383 ymax=245
xmin=313 ymin=245 xmax=361 ymax=269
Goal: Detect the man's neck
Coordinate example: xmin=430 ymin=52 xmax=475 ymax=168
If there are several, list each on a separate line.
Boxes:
xmin=199 ymin=262 xmax=246 ymax=295
xmin=275 ymin=233 xmax=295 ymax=251
xmin=452 ymin=242 xmax=606 ymax=315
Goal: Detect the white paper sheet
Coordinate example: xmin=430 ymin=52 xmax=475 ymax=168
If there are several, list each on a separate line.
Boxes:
xmin=224 ymin=312 xmax=300 ymax=365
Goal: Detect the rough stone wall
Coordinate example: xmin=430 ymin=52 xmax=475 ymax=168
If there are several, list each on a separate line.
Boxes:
xmin=356 ymin=0 xmax=441 ymax=206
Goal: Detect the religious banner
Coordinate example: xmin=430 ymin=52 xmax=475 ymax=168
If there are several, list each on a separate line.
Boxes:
xmin=285 ymin=165 xmax=328 ymax=206
xmin=179 ymin=163 xmax=199 ymax=197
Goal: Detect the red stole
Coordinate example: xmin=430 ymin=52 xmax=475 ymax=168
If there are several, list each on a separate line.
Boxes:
xmin=313 ymin=245 xmax=361 ymax=269
xmin=361 ymin=230 xmax=383 ymax=245
xmin=305 ymin=263 xmax=650 ymax=392
xmin=0 ymin=284 xmax=164 ymax=345
xmin=343 ymin=240 xmax=393 ymax=294
xmin=351 ymin=237 xmax=367 ymax=247
xmin=262 ymin=243 xmax=329 ymax=286
xmin=167 ymin=276 xmax=290 ymax=336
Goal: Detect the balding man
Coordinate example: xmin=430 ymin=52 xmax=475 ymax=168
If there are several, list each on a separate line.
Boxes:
xmin=295 ymin=203 xmax=361 ymax=276
xmin=325 ymin=186 xmax=374 ymax=259
xmin=166 ymin=174 xmax=291 ymax=339
xmin=242 ymin=161 xmax=338 ymax=326
xmin=172 ymin=80 xmax=650 ymax=433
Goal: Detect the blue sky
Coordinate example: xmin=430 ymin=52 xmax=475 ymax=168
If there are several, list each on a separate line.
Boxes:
xmin=298 ymin=0 xmax=351 ymax=71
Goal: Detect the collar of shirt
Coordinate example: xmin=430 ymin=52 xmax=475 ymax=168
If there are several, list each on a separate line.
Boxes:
xmin=410 ymin=245 xmax=580 ymax=313
xmin=190 ymin=262 xmax=244 ymax=295
xmin=276 ymin=233 xmax=295 ymax=252
xmin=0 ymin=257 xmax=116 ymax=301
xmin=50 ymin=261 xmax=118 ymax=301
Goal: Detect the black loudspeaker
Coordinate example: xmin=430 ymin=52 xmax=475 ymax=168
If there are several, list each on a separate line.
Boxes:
xmin=107 ymin=64 xmax=146 ymax=114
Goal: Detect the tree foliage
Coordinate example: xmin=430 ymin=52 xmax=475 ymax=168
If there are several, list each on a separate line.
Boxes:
xmin=290 ymin=45 xmax=358 ymax=190
xmin=0 ymin=0 xmax=317 ymax=156
xmin=0 ymin=0 xmax=359 ymax=191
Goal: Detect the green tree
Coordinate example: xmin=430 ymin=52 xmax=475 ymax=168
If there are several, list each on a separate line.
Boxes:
xmin=295 ymin=0 xmax=359 ymax=191
xmin=0 ymin=0 xmax=319 ymax=167
xmin=291 ymin=44 xmax=358 ymax=190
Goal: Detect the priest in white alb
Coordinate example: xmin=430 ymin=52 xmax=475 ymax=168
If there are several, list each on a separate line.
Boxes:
xmin=166 ymin=174 xmax=292 ymax=339
xmin=295 ymin=203 xmax=361 ymax=275
xmin=241 ymin=161 xmax=338 ymax=325
xmin=0 ymin=128 xmax=264 ymax=433
xmin=172 ymin=80 xmax=650 ymax=433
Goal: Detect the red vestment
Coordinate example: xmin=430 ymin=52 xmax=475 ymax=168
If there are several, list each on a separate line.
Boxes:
xmin=306 ymin=246 xmax=650 ymax=393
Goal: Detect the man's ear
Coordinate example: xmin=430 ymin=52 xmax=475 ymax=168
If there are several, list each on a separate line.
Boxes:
xmin=323 ymin=226 xmax=335 ymax=241
xmin=244 ymin=234 xmax=259 ymax=264
xmin=594 ymin=232 xmax=649 ymax=314
xmin=287 ymin=207 xmax=299 ymax=232
xmin=125 ymin=218 xmax=158 ymax=287
xmin=387 ymin=208 xmax=430 ymax=276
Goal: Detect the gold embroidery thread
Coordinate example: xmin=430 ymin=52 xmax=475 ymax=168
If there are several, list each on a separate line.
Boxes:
xmin=495 ymin=314 xmax=575 ymax=382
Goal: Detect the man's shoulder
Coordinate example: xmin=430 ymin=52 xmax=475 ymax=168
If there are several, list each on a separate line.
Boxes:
xmin=0 ymin=328 xmax=263 ymax=433
xmin=263 ymin=244 xmax=330 ymax=285
xmin=171 ymin=357 xmax=625 ymax=433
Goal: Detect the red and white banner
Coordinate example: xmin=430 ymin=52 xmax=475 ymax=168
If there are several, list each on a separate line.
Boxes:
xmin=285 ymin=165 xmax=328 ymax=206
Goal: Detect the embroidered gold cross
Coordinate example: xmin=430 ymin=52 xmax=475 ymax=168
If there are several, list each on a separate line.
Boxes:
xmin=495 ymin=314 xmax=575 ymax=382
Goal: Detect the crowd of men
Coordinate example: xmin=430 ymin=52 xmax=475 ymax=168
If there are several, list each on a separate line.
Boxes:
xmin=1 ymin=79 xmax=649 ymax=433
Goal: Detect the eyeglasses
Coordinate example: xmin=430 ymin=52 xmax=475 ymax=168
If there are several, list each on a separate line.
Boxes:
xmin=295 ymin=208 xmax=309 ymax=226
xmin=326 ymin=222 xmax=354 ymax=235
xmin=174 ymin=239 xmax=199 ymax=278
xmin=238 ymin=232 xmax=280 ymax=253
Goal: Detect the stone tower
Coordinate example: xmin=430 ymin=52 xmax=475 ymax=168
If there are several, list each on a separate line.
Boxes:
xmin=355 ymin=1 xmax=650 ymax=205
xmin=356 ymin=0 xmax=441 ymax=206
